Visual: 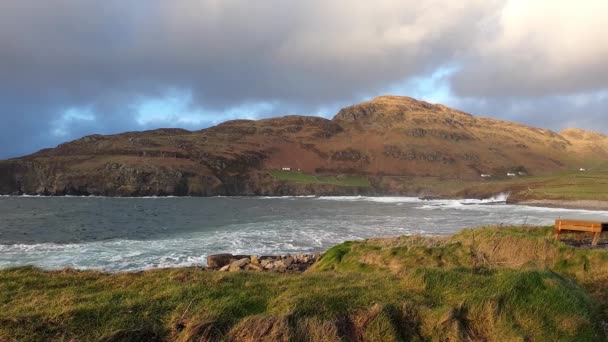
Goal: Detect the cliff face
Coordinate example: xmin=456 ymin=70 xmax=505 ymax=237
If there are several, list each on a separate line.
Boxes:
xmin=1 ymin=95 xmax=606 ymax=196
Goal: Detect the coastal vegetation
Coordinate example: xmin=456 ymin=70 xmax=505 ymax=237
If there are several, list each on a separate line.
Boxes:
xmin=269 ymin=170 xmax=370 ymax=187
xmin=1 ymin=226 xmax=607 ymax=341
xmin=460 ymin=162 xmax=608 ymax=202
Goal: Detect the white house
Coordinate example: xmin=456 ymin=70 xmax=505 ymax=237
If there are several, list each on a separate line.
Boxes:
xmin=481 ymin=174 xmax=492 ymax=178
xmin=579 ymin=168 xmax=586 ymax=172
xmin=507 ymin=173 xmax=516 ymax=177
xmin=281 ymin=167 xmax=291 ymax=171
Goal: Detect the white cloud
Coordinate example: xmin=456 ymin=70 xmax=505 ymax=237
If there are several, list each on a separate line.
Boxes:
xmin=452 ymin=0 xmax=608 ymax=96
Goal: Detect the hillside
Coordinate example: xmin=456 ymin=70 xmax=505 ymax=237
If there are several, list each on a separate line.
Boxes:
xmin=1 ymin=226 xmax=607 ymax=341
xmin=1 ymin=95 xmax=607 ymax=197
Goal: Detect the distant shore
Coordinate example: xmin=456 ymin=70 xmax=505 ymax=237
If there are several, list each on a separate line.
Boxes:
xmin=3 ymin=193 xmax=608 ymax=212
xmin=516 ymin=199 xmax=608 ymax=211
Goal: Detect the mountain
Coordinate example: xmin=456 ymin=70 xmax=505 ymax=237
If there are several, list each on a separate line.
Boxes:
xmin=1 ymin=95 xmax=606 ymax=196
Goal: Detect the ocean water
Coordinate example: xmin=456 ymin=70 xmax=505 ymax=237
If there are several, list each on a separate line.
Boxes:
xmin=1 ymin=195 xmax=607 ymax=272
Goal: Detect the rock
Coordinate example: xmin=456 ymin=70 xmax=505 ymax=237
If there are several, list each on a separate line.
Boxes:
xmin=228 ymin=258 xmax=250 ymax=271
xmin=208 ymin=253 xmax=321 ymax=273
xmin=246 ymin=263 xmax=263 ymax=271
xmin=272 ymin=260 xmax=287 ymax=272
xmin=283 ymin=256 xmax=294 ymax=268
xmin=292 ymin=263 xmax=308 ymax=272
xmin=207 ymin=254 xmax=233 ymax=268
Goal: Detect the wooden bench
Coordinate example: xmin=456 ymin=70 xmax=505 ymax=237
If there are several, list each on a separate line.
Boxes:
xmin=554 ymin=220 xmax=608 ymax=246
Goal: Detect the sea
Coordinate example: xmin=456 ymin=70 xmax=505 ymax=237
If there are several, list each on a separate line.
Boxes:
xmin=1 ymin=194 xmax=607 ymax=272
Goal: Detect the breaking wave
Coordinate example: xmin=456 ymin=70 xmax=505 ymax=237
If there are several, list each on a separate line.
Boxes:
xmin=1 ymin=195 xmax=606 ymax=272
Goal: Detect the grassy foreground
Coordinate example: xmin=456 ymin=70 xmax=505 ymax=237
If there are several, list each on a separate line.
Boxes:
xmin=1 ymin=227 xmax=608 ymax=341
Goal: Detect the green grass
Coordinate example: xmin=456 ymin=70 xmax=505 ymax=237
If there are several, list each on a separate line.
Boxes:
xmin=378 ymin=164 xmax=608 ymax=201
xmin=475 ymin=165 xmax=608 ymax=201
xmin=269 ymin=170 xmax=370 ymax=187
xmin=1 ymin=226 xmax=608 ymax=341
xmin=270 ymin=166 xmax=608 ymax=200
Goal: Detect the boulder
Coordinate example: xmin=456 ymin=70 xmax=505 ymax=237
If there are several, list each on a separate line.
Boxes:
xmin=283 ymin=256 xmax=294 ymax=268
xmin=209 ymin=253 xmax=322 ymax=273
xmin=229 ymin=258 xmax=250 ymax=272
xmin=246 ymin=263 xmax=263 ymax=271
xmin=207 ymin=254 xmax=233 ymax=268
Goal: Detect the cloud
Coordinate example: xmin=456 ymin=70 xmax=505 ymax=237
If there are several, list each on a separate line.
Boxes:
xmin=0 ymin=0 xmax=606 ymax=158
xmin=450 ymin=0 xmax=608 ymax=96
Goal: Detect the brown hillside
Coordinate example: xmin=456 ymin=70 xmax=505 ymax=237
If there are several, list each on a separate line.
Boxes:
xmin=0 ymin=95 xmax=606 ymax=196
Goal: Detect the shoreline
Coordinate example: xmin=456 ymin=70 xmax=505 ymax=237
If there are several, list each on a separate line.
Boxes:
xmin=3 ymin=193 xmax=608 ymax=212
xmin=515 ymin=199 xmax=608 ymax=211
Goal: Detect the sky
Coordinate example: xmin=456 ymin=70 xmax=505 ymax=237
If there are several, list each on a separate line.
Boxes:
xmin=0 ymin=0 xmax=607 ymax=158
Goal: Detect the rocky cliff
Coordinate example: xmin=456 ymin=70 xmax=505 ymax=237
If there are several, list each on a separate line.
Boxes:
xmin=1 ymin=95 xmax=606 ymax=196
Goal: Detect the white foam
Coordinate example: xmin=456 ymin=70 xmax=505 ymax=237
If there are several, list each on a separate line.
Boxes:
xmin=2 ymin=194 xmax=607 ymax=272
xmin=317 ymin=196 xmax=422 ymax=203
xmin=258 ymin=195 xmax=318 ymax=199
xmin=0 ymin=217 xmax=431 ymax=272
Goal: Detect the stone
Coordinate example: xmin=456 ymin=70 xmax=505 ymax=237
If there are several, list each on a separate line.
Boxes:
xmin=246 ymin=263 xmax=263 ymax=271
xmin=250 ymin=255 xmax=259 ymax=264
xmin=283 ymin=256 xmax=294 ymax=268
xmin=228 ymin=257 xmax=250 ymax=271
xmin=219 ymin=265 xmax=230 ymax=272
xmin=207 ymin=254 xmax=233 ymax=268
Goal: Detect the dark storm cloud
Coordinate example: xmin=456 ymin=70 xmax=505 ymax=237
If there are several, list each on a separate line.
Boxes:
xmin=0 ymin=0 xmax=606 ymax=158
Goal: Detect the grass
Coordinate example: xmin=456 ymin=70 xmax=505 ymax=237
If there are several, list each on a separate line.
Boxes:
xmin=376 ymin=163 xmax=608 ymax=202
xmin=462 ymin=164 xmax=608 ymax=201
xmin=269 ymin=170 xmax=370 ymax=187
xmin=1 ymin=226 xmax=608 ymax=341
xmin=269 ymin=163 xmax=608 ymax=201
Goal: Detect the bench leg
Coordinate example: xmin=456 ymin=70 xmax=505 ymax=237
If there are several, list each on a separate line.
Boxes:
xmin=553 ymin=228 xmax=561 ymax=241
xmin=592 ymin=232 xmax=600 ymax=246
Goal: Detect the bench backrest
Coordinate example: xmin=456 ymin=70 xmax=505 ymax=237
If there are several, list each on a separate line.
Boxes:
xmin=555 ymin=219 xmax=606 ymax=233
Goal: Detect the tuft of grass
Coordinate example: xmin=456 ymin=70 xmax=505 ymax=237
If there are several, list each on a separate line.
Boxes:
xmin=269 ymin=170 xmax=370 ymax=187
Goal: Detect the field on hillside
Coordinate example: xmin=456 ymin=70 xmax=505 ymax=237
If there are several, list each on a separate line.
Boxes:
xmin=267 ymin=163 xmax=608 ymax=202
xmin=461 ymin=164 xmax=608 ymax=201
xmin=269 ymin=170 xmax=370 ymax=187
xmin=1 ymin=226 xmax=607 ymax=341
